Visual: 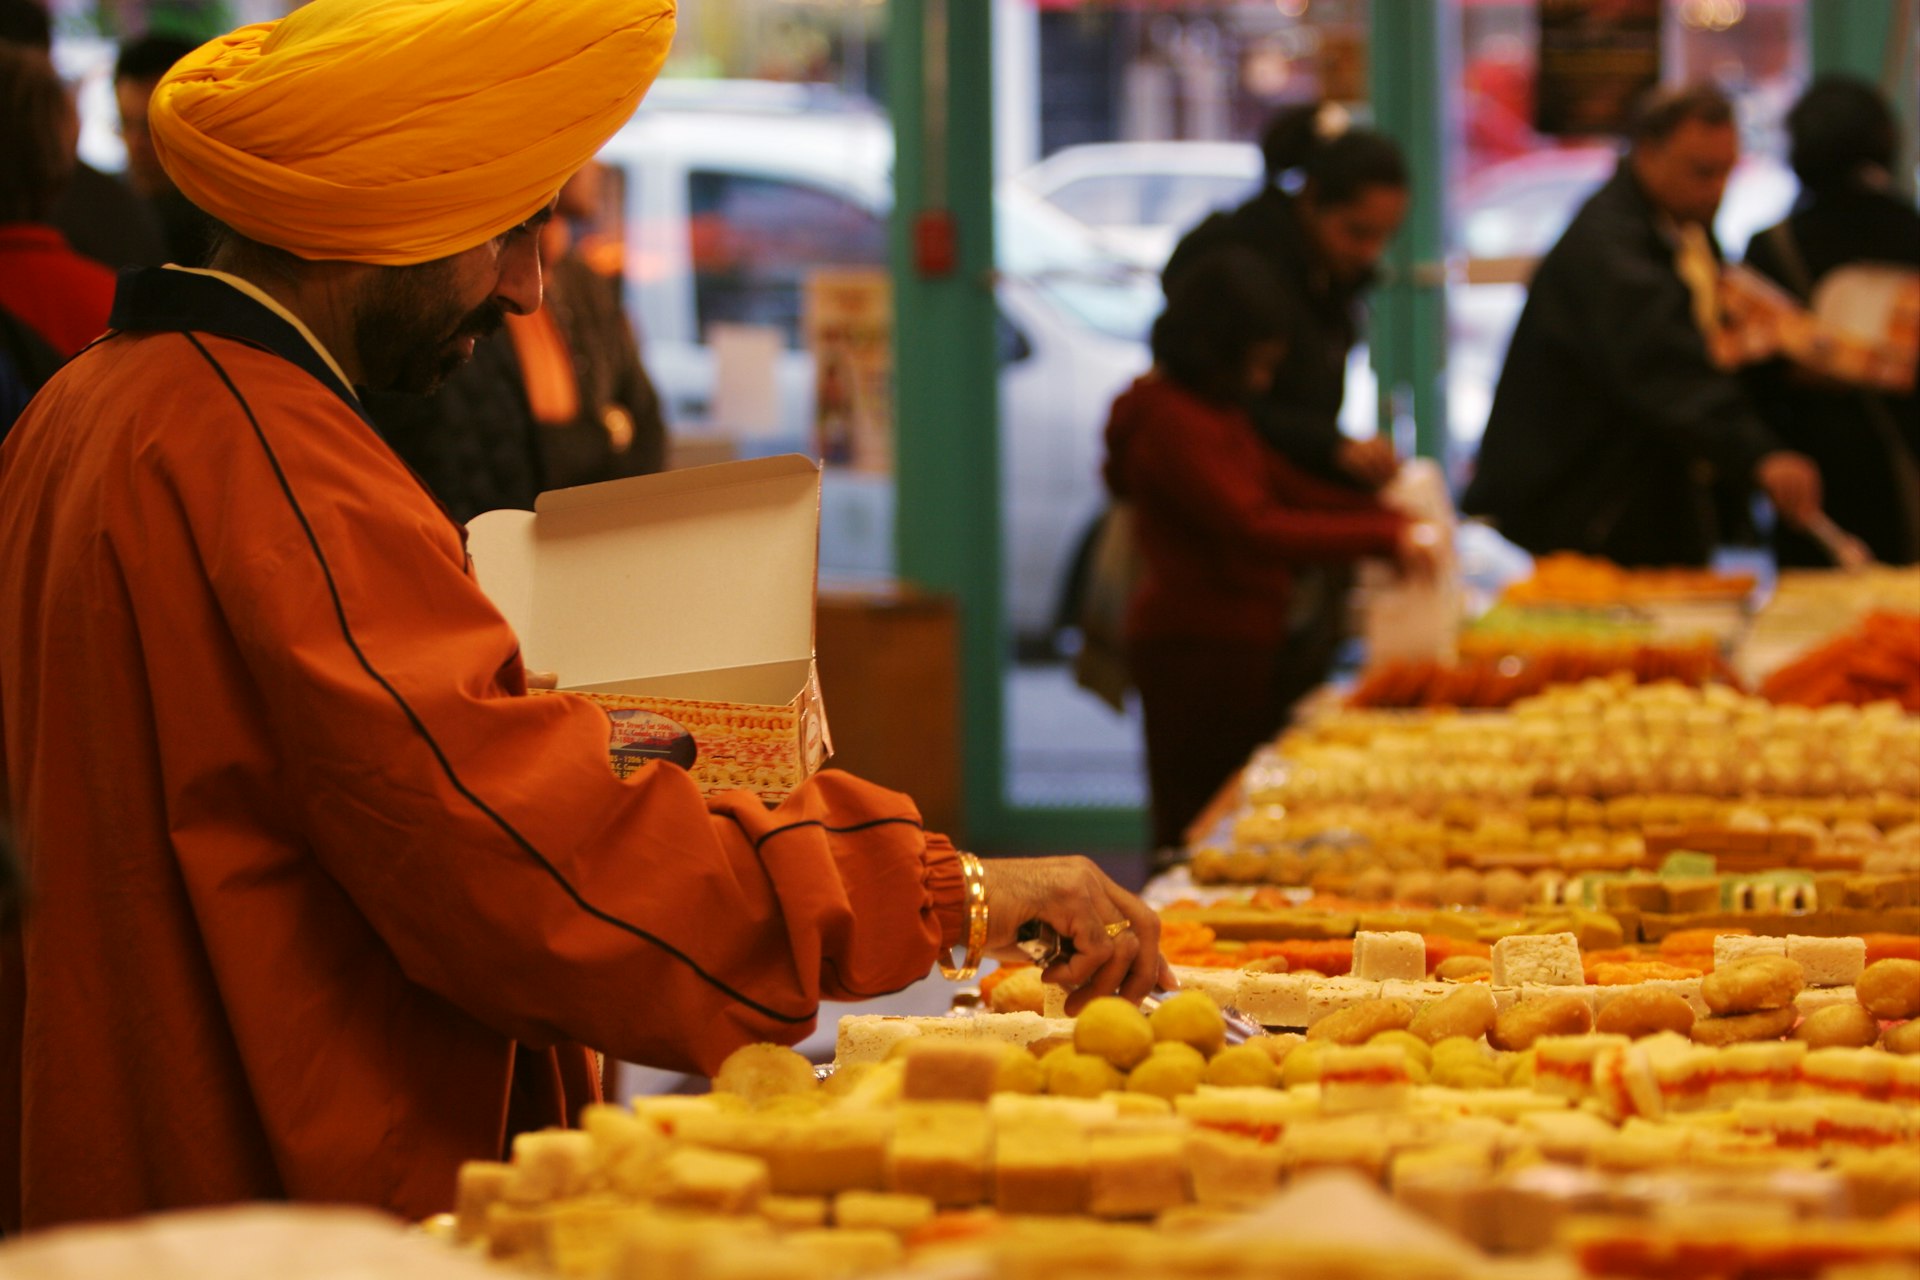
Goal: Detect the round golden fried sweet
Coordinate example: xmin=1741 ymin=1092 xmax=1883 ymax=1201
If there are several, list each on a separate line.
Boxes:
xmin=1352 ymin=867 xmax=1395 ymax=902
xmin=1408 ymin=984 xmax=1498 ymax=1045
xmin=1433 ymin=956 xmax=1494 ymax=983
xmin=1428 ymin=1038 xmax=1503 ymax=1090
xmin=1394 ymin=871 xmax=1441 ymax=905
xmin=1244 ymin=1034 xmax=1302 ymax=1066
xmin=1368 ymin=1030 xmax=1434 ymax=1083
xmin=1203 ymin=1043 xmax=1279 ymax=1088
xmin=1149 ymin=991 xmax=1227 ymax=1058
xmin=1127 ymin=1048 xmax=1205 ymax=1101
xmin=1702 ymin=955 xmax=1805 ymax=1016
xmin=1438 ymin=869 xmax=1484 ymax=907
xmin=1482 ymin=869 xmax=1530 ymax=914
xmin=1279 ymin=1041 xmax=1329 ymax=1087
xmin=1430 ymin=1035 xmax=1487 ymax=1064
xmin=1594 ymin=988 xmax=1697 ymax=1039
xmin=1074 ymin=996 xmax=1155 ymax=1070
xmin=1374 ymin=1028 xmax=1436 ymax=1074
xmin=1043 ymin=1050 xmax=1123 ymax=1098
xmin=1793 ymin=1003 xmax=1881 ymax=1050
xmin=1149 ymin=1040 xmax=1207 ymax=1067
xmin=1269 ymin=852 xmax=1308 ymax=886
xmin=1857 ymin=958 xmax=1920 ymax=1021
xmin=1026 ymin=1035 xmax=1074 ymax=1059
xmin=1689 ymin=1005 xmax=1798 ymax=1047
xmin=713 ymin=1042 xmax=818 ymax=1104
xmin=821 ymin=1062 xmax=880 ymax=1100
xmin=1489 ymin=995 xmax=1593 ymax=1052
xmin=988 ymin=966 xmax=1047 ymax=1015
xmin=1503 ymin=1049 xmax=1535 ymax=1087
xmin=1883 ymin=1020 xmax=1920 ymax=1055
xmin=1306 ymin=997 xmax=1416 ymax=1046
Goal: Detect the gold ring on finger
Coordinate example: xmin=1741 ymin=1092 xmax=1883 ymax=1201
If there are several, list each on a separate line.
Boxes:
xmin=1103 ymin=920 xmax=1132 ymax=939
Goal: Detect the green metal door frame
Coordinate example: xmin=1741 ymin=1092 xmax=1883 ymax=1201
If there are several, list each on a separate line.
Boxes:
xmin=1369 ymin=0 xmax=1452 ymax=465
xmin=887 ymin=0 xmax=1008 ymax=850
xmin=1811 ymin=0 xmax=1898 ymax=79
xmin=889 ymin=0 xmax=1446 ymax=853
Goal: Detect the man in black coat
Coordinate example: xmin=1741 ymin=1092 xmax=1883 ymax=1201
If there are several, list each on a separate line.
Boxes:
xmin=1462 ymin=84 xmax=1822 ymax=566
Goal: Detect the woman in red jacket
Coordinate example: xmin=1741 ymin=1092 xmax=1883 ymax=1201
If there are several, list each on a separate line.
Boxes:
xmin=1105 ymin=247 xmax=1438 ymax=851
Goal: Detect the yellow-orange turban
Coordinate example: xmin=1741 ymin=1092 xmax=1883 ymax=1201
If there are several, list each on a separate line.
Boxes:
xmin=150 ymin=0 xmax=675 ymax=265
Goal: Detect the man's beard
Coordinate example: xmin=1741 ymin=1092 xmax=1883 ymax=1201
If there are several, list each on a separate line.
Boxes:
xmin=355 ymin=259 xmax=506 ymax=395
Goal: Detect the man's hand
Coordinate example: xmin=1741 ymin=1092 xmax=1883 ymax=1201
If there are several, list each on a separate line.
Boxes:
xmin=1395 ymin=520 xmax=1444 ymax=579
xmin=1755 ymin=451 xmax=1822 ymax=528
xmin=979 ymin=856 xmax=1171 ymax=1015
xmin=1337 ymin=437 xmax=1400 ymax=489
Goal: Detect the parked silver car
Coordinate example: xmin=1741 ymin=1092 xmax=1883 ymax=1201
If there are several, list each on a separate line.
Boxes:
xmin=596 ymin=91 xmax=1157 ymax=643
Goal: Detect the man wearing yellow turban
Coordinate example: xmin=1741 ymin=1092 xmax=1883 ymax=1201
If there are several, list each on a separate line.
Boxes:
xmin=0 ymin=0 xmax=1167 ymax=1233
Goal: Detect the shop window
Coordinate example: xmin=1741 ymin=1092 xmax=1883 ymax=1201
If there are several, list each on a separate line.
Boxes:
xmin=687 ymin=170 xmax=886 ymax=349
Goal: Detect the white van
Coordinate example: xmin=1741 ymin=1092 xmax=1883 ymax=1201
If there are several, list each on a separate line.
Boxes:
xmin=596 ymin=85 xmax=1156 ymax=644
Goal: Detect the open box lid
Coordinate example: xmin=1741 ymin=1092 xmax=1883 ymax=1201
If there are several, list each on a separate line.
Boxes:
xmin=465 ymin=455 xmax=821 ymax=692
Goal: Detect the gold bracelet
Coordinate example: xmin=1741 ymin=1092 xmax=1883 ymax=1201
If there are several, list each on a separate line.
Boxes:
xmin=940 ymin=851 xmax=990 ymax=981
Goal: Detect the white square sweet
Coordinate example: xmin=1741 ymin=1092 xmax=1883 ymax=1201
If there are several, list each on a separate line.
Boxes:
xmin=1793 ymin=986 xmax=1860 ymax=1018
xmin=1491 ymin=932 xmax=1584 ymax=987
xmin=1170 ymin=966 xmax=1243 ymax=1010
xmin=1234 ymin=973 xmax=1317 ymax=1029
xmin=1595 ymin=978 xmax=1707 ymax=1018
xmin=1304 ymin=977 xmax=1383 ymax=1026
xmin=1353 ymin=931 xmax=1428 ymax=982
xmin=836 ymin=1016 xmax=921 ymax=1066
xmin=1785 ymin=935 xmax=1866 ymax=988
xmin=1379 ymin=980 xmax=1452 ymax=1005
xmin=1520 ymin=983 xmax=1600 ymax=1015
xmin=1713 ymin=934 xmax=1787 ymax=968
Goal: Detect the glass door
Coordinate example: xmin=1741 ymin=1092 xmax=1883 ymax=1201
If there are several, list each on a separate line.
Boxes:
xmin=990 ymin=0 xmax=1378 ymax=852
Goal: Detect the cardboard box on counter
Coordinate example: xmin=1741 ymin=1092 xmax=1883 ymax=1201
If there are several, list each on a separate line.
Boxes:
xmin=466 ymin=455 xmax=831 ymax=803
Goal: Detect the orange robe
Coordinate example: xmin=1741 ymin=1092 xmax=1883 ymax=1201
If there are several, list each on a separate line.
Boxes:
xmin=0 ymin=268 xmax=963 ymax=1230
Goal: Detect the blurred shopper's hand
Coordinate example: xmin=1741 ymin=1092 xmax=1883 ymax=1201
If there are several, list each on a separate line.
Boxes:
xmin=1395 ymin=520 xmax=1445 ymax=579
xmin=1338 ymin=437 xmax=1401 ymax=488
xmin=1755 ymin=451 xmax=1823 ymax=528
xmin=982 ymin=856 xmax=1171 ymax=1014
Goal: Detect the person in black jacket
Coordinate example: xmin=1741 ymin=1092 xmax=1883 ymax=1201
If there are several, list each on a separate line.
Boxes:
xmin=1742 ymin=76 xmax=1920 ymax=568
xmin=1164 ymin=101 xmax=1407 ymax=493
xmin=1157 ymin=103 xmax=1409 ymax=710
xmin=1462 ymin=84 xmax=1823 ymax=566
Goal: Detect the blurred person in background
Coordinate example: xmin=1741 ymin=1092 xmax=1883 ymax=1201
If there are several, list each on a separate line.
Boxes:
xmin=0 ymin=40 xmax=115 ymax=433
xmin=372 ymin=162 xmax=667 ymax=520
xmin=1161 ymin=102 xmax=1411 ymax=726
xmin=1106 ymin=247 xmax=1438 ymax=854
xmin=1463 ymin=83 xmax=1824 ymax=566
xmin=115 ymin=33 xmax=218 ymax=266
xmin=0 ymin=0 xmax=166 ymax=269
xmin=1742 ymin=75 xmax=1920 ymax=568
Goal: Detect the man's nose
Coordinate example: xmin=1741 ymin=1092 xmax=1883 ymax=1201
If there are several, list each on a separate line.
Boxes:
xmin=497 ymin=234 xmax=544 ymax=317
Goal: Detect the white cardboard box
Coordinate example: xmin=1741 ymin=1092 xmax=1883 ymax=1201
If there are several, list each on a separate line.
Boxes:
xmin=466 ymin=455 xmax=832 ymax=802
